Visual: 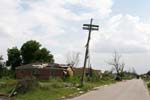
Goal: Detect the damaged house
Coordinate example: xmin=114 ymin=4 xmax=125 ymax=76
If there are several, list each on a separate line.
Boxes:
xmin=15 ymin=63 xmax=74 ymax=80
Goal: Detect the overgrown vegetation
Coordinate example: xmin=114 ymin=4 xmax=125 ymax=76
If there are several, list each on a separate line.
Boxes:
xmin=6 ymin=40 xmax=54 ymax=71
xmin=0 ymin=72 xmax=117 ymax=100
xmin=141 ymin=73 xmax=150 ymax=91
xmin=0 ymin=48 xmax=139 ymax=100
xmin=0 ymin=55 xmax=4 ymax=78
xmin=0 ymin=77 xmax=17 ymax=93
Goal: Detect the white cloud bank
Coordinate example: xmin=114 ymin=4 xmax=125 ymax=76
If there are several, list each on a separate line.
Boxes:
xmin=90 ymin=14 xmax=150 ymax=74
xmin=92 ymin=14 xmax=150 ymax=53
xmin=0 ymin=0 xmax=113 ymax=57
xmin=0 ymin=0 xmax=150 ymax=73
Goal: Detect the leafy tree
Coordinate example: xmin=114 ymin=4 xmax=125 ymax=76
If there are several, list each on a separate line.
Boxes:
xmin=7 ymin=47 xmax=22 ymax=70
xmin=35 ymin=48 xmax=54 ymax=63
xmin=21 ymin=40 xmax=54 ymax=64
xmin=21 ymin=40 xmax=41 ymax=64
xmin=0 ymin=55 xmax=4 ymax=77
xmin=147 ymin=70 xmax=150 ymax=76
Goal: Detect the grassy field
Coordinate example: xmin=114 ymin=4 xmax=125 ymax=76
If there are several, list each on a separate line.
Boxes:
xmin=0 ymin=71 xmax=137 ymax=100
xmin=0 ymin=75 xmax=116 ymax=100
xmin=0 ymin=77 xmax=17 ymax=93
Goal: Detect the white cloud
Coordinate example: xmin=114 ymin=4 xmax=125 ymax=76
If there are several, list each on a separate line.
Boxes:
xmin=66 ymin=0 xmax=113 ymax=18
xmin=0 ymin=0 xmax=113 ymax=58
xmin=1 ymin=0 xmax=150 ymax=73
xmin=91 ymin=14 xmax=150 ymax=53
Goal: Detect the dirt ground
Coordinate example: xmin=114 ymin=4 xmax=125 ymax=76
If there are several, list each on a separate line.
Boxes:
xmin=0 ymin=94 xmax=10 ymax=100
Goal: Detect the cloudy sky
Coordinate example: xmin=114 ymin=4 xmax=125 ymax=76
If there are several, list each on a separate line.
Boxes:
xmin=0 ymin=0 xmax=150 ymax=74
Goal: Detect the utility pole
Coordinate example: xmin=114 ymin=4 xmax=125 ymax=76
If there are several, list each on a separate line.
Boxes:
xmin=80 ymin=18 xmax=99 ymax=86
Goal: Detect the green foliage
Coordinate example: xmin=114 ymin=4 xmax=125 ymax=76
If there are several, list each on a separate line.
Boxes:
xmin=21 ymin=40 xmax=54 ymax=64
xmin=35 ymin=48 xmax=54 ymax=63
xmin=7 ymin=47 xmax=21 ymax=70
xmin=0 ymin=55 xmax=3 ymax=78
xmin=141 ymin=75 xmax=150 ymax=92
xmin=1 ymin=68 xmax=15 ymax=78
xmin=0 ymin=75 xmax=116 ymax=100
xmin=5 ymin=40 xmax=54 ymax=73
xmin=63 ymin=74 xmax=81 ymax=86
xmin=15 ymin=86 xmax=78 ymax=100
xmin=120 ymin=71 xmax=139 ymax=80
xmin=21 ymin=40 xmax=41 ymax=64
xmin=0 ymin=77 xmax=17 ymax=93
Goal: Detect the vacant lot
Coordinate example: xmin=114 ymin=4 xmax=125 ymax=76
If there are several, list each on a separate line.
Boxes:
xmin=0 ymin=76 xmax=115 ymax=100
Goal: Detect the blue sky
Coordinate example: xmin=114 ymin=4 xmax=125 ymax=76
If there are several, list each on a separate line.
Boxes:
xmin=112 ymin=0 xmax=150 ymax=20
xmin=0 ymin=0 xmax=150 ymax=74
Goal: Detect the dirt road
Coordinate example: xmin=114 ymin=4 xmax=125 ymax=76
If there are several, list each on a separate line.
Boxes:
xmin=67 ymin=79 xmax=150 ymax=100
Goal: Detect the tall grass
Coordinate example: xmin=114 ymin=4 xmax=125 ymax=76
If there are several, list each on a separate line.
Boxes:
xmin=0 ymin=72 xmax=117 ymax=100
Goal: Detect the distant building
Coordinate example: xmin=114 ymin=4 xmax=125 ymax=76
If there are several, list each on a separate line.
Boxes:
xmin=15 ymin=63 xmax=74 ymax=80
xmin=73 ymin=67 xmax=102 ymax=77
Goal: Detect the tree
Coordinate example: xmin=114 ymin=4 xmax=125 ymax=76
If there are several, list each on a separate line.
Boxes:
xmin=146 ymin=70 xmax=150 ymax=76
xmin=66 ymin=51 xmax=80 ymax=67
xmin=35 ymin=48 xmax=54 ymax=63
xmin=21 ymin=40 xmax=54 ymax=64
xmin=0 ymin=55 xmax=3 ymax=77
xmin=108 ymin=51 xmax=125 ymax=80
xmin=21 ymin=40 xmax=41 ymax=64
xmin=7 ymin=47 xmax=22 ymax=70
xmin=0 ymin=55 xmax=3 ymax=61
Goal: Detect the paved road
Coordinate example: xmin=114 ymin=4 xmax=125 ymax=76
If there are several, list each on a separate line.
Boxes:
xmin=67 ymin=79 xmax=150 ymax=100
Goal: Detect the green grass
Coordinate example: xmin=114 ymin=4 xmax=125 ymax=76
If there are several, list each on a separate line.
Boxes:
xmin=14 ymin=87 xmax=78 ymax=100
xmin=0 ymin=75 xmax=116 ymax=100
xmin=141 ymin=76 xmax=150 ymax=92
xmin=13 ymin=80 xmax=115 ymax=100
xmin=0 ymin=77 xmax=17 ymax=93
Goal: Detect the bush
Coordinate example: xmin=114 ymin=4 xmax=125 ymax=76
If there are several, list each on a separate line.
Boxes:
xmin=0 ymin=69 xmax=16 ymax=79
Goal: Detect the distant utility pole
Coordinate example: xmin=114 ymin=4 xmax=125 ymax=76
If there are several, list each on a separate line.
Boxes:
xmin=80 ymin=18 xmax=99 ymax=86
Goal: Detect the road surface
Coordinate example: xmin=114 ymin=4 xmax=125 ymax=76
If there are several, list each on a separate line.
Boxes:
xmin=67 ymin=79 xmax=150 ymax=100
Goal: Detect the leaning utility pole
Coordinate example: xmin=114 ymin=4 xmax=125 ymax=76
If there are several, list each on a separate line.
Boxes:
xmin=80 ymin=18 xmax=99 ymax=86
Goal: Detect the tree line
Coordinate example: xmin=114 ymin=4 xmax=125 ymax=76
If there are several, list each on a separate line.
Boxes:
xmin=5 ymin=40 xmax=54 ymax=71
